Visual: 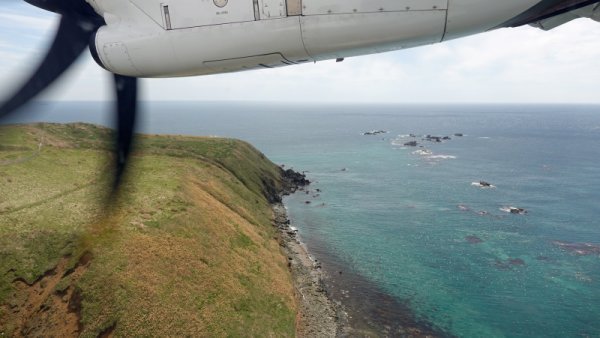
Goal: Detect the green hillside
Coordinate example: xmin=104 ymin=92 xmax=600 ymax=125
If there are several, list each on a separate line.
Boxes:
xmin=0 ymin=123 xmax=297 ymax=337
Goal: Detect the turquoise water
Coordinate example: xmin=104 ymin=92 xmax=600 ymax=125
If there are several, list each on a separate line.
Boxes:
xmin=9 ymin=102 xmax=600 ymax=337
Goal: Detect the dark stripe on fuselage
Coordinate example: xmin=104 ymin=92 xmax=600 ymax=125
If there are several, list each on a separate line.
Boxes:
xmin=497 ymin=0 xmax=600 ymax=28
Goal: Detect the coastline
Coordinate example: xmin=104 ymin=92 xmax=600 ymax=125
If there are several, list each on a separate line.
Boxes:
xmin=272 ymin=203 xmax=345 ymax=337
xmin=274 ymin=168 xmax=449 ymax=338
xmin=273 ymin=200 xmax=449 ymax=338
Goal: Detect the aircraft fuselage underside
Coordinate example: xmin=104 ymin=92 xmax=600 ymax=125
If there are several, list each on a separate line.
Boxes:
xmin=87 ymin=0 xmax=600 ymax=77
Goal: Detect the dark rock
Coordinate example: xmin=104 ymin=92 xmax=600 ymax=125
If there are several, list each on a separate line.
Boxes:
xmin=465 ymin=235 xmax=483 ymax=244
xmin=510 ymin=207 xmax=527 ymax=215
xmin=454 ymin=133 xmax=464 ymax=137
xmin=494 ymin=258 xmax=526 ymax=269
xmin=508 ymin=258 xmax=526 ymax=266
xmin=424 ymin=135 xmax=442 ymax=143
xmin=264 ymin=167 xmax=310 ymax=203
xmin=494 ymin=260 xmax=510 ymax=270
xmin=363 ymin=130 xmax=388 ymax=136
xmin=283 ymin=168 xmax=310 ymax=187
xmin=403 ymin=141 xmax=418 ymax=147
xmin=261 ymin=176 xmax=282 ymax=203
xmin=501 ymin=206 xmax=527 ymax=214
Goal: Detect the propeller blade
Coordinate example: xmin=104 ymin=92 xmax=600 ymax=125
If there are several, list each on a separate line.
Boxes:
xmin=0 ymin=15 xmax=95 ymax=119
xmin=112 ymin=74 xmax=139 ymax=192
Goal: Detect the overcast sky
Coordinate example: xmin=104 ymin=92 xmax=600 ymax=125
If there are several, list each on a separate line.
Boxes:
xmin=1 ymin=2 xmax=599 ymax=104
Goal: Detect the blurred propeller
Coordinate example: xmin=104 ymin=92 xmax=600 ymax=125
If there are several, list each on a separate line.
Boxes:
xmin=113 ymin=75 xmax=138 ymax=192
xmin=0 ymin=16 xmax=94 ymax=120
xmin=0 ymin=0 xmax=139 ymax=196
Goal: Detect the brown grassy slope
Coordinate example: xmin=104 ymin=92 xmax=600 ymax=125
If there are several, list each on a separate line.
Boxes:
xmin=0 ymin=123 xmax=296 ymax=337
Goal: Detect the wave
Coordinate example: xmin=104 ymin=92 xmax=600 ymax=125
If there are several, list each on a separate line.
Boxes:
xmin=412 ymin=149 xmax=432 ymax=156
xmin=410 ymin=149 xmax=456 ymax=161
xmin=428 ymin=155 xmax=457 ymax=160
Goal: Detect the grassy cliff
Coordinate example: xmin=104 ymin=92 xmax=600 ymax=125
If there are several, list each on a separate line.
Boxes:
xmin=0 ymin=123 xmax=297 ymax=337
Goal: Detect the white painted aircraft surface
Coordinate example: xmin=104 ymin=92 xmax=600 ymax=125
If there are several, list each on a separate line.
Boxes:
xmin=89 ymin=0 xmax=600 ymax=77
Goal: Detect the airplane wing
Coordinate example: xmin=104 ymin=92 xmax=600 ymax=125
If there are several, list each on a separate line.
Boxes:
xmin=531 ymin=2 xmax=600 ymax=30
xmin=499 ymin=0 xmax=600 ymax=30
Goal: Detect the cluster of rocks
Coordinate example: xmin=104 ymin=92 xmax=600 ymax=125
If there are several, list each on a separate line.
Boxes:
xmin=424 ymin=135 xmax=452 ymax=143
xmin=300 ymin=186 xmax=325 ymax=207
xmin=362 ymin=130 xmax=388 ymax=136
xmin=262 ymin=167 xmax=310 ymax=204
xmin=272 ymin=203 xmax=343 ymax=336
xmin=464 ymin=235 xmax=529 ymax=269
xmin=469 ymin=181 xmax=529 ymax=215
xmin=279 ymin=168 xmax=310 ymax=196
xmin=401 ymin=132 xmax=463 ymax=147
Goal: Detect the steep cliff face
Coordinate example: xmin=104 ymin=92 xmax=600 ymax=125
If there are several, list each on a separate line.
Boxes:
xmin=0 ymin=123 xmax=299 ymax=337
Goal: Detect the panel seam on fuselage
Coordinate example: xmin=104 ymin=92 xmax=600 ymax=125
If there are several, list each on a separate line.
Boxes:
xmin=440 ymin=0 xmax=450 ymax=42
xmin=297 ymin=16 xmax=313 ymax=61
xmin=302 ymin=9 xmax=445 ymax=16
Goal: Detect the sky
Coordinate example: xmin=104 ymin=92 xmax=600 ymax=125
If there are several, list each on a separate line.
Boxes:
xmin=1 ymin=2 xmax=599 ymax=104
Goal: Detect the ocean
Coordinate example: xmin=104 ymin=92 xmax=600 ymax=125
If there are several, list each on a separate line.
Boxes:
xmin=6 ymin=102 xmax=600 ymax=337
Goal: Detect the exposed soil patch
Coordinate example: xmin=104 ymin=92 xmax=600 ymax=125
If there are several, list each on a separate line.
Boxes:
xmin=98 ymin=322 xmax=116 ymax=338
xmin=1 ymin=252 xmax=92 ymax=337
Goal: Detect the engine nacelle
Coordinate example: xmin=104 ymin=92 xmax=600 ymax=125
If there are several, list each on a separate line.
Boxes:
xmin=91 ymin=18 xmax=310 ymax=78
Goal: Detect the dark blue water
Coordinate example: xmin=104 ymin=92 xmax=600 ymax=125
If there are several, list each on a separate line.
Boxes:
xmin=6 ymin=101 xmax=600 ymax=337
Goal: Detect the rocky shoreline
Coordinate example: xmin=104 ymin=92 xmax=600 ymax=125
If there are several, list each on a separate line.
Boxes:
xmin=273 ymin=168 xmax=346 ymax=337
xmin=272 ymin=203 xmax=345 ymax=337
xmin=272 ymin=168 xmax=447 ymax=337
